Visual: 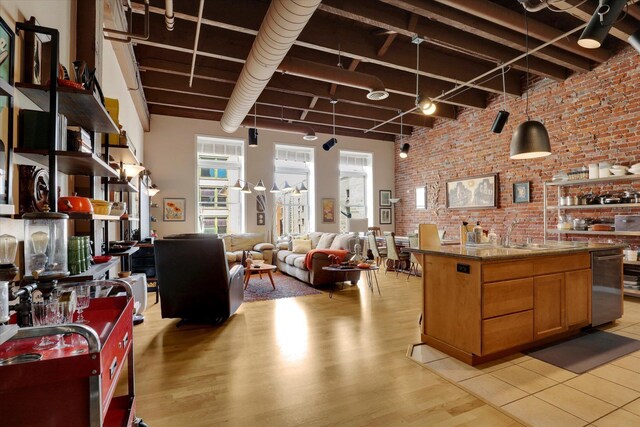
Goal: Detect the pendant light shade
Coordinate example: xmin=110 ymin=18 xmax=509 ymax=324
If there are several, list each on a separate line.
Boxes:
xmin=231 ymin=179 xmax=243 ymax=190
xmin=248 ymin=128 xmax=258 ymax=147
xmin=323 ymin=138 xmax=337 ymax=151
xmin=254 ymin=179 xmax=266 ymax=191
xmin=399 ymin=143 xmax=410 ymax=159
xmin=417 ymin=95 xmax=436 ymax=115
xmin=218 ymin=186 xmax=229 ymax=197
xmin=282 ymin=181 xmax=292 ymax=192
xmin=291 ymin=187 xmax=302 ymax=197
xmin=510 ymin=120 xmax=551 ymax=160
xmin=240 ymin=182 xmax=252 ymax=193
xmin=299 ymin=182 xmax=308 ymax=192
xmin=578 ymin=0 xmax=627 ymax=49
xmin=270 ymin=182 xmax=280 ymax=193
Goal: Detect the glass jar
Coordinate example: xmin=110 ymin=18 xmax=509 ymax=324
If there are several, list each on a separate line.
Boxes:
xmin=23 ymin=212 xmax=69 ymax=279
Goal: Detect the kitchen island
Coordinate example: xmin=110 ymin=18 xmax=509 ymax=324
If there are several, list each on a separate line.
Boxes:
xmin=404 ymin=242 xmax=624 ymax=365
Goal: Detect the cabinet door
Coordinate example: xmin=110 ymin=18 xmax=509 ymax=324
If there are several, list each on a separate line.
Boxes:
xmin=566 ymin=269 xmax=591 ymax=328
xmin=534 ymin=273 xmax=566 ymax=339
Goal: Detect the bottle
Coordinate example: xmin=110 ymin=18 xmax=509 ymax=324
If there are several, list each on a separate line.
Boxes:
xmin=488 ymin=228 xmax=498 ymax=246
xmin=473 ymin=221 xmax=483 ymax=244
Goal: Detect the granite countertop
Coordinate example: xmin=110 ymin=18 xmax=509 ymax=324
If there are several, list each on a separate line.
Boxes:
xmin=402 ymin=242 xmax=624 ymax=261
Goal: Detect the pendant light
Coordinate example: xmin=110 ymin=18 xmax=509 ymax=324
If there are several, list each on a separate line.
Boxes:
xmin=323 ymin=99 xmax=338 ymax=151
xmin=412 ymin=35 xmax=436 ymax=116
xmin=248 ymin=103 xmax=258 ymax=147
xmin=240 ymin=182 xmax=252 ymax=194
xmin=231 ymin=179 xmax=243 ymax=190
xmin=270 ymin=182 xmax=281 ymax=193
xmin=398 ymin=112 xmax=410 ymax=158
xmin=254 ymin=179 xmax=266 ymax=191
xmin=510 ymin=10 xmax=551 ymax=160
xmin=578 ymin=0 xmax=627 ymax=49
xmin=282 ymin=181 xmax=292 ymax=192
xmin=491 ymin=65 xmax=510 ymax=134
xmin=299 ymin=182 xmax=308 ymax=192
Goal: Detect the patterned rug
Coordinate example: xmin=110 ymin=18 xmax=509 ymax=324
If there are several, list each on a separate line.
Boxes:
xmin=243 ymin=271 xmax=322 ymax=302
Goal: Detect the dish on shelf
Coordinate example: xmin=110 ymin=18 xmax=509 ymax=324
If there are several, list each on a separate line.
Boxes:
xmin=58 ymin=195 xmax=93 ymax=213
xmin=590 ymin=224 xmax=614 ymax=231
xmin=108 ymin=245 xmax=129 ymax=253
xmin=610 ymin=169 xmax=628 ymax=176
xmin=92 ymin=255 xmax=112 ymax=264
xmin=90 ymin=199 xmax=112 ymax=215
xmin=111 ymin=240 xmax=137 ymax=248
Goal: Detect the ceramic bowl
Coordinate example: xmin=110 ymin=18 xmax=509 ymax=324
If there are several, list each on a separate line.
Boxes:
xmin=118 ymin=271 xmax=131 ymax=278
xmin=610 ymin=168 xmax=628 ymax=176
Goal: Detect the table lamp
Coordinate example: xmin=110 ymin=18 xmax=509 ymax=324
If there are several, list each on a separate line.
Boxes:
xmin=347 ymin=218 xmax=369 ymax=263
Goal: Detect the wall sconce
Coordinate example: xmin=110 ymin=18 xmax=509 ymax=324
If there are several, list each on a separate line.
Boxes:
xmin=121 ymin=163 xmax=146 ymax=181
xmin=148 ymin=184 xmax=160 ymax=197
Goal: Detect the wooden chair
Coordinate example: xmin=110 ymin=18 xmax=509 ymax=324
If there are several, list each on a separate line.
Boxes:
xmin=419 ymin=224 xmax=441 ymax=249
xmin=384 ymin=232 xmax=410 ymax=276
xmin=367 ymin=226 xmax=381 ymax=237
xmin=406 ymin=233 xmax=420 ymax=280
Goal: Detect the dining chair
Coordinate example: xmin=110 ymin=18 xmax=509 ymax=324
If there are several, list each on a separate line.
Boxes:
xmin=367 ymin=226 xmax=381 ymax=237
xmin=406 ymin=233 xmax=420 ymax=280
xmin=419 ymin=224 xmax=441 ymax=248
xmin=384 ymin=232 xmax=410 ymax=276
xmin=367 ymin=232 xmax=387 ymax=268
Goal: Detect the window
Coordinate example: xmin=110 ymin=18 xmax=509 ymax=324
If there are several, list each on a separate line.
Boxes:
xmin=274 ymin=145 xmax=314 ymax=237
xmin=339 ymin=151 xmax=373 ymax=232
xmin=196 ymin=137 xmax=244 ymax=234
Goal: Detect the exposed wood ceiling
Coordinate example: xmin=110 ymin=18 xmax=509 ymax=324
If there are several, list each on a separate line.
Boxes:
xmin=124 ymin=0 xmax=639 ymax=142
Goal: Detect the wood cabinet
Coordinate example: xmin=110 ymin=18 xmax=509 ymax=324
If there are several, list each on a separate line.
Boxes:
xmin=566 ymin=269 xmax=591 ymax=328
xmin=534 ymin=273 xmax=567 ymax=339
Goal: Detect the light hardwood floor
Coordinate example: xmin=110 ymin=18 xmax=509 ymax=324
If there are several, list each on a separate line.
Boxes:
xmin=130 ymin=272 xmax=521 ymax=426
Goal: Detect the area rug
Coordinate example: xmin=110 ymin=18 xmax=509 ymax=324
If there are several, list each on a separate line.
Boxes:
xmin=243 ymin=271 xmax=321 ymax=302
xmin=525 ymin=329 xmax=640 ymax=374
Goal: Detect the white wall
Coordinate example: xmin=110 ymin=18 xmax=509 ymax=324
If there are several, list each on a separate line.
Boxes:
xmin=144 ymin=114 xmax=396 ymax=239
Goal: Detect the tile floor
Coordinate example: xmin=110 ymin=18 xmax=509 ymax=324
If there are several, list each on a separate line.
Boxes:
xmin=408 ymin=298 xmax=640 ymax=426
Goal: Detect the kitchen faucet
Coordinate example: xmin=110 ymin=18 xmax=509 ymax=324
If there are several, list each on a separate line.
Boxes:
xmin=504 ymin=219 xmax=519 ymax=247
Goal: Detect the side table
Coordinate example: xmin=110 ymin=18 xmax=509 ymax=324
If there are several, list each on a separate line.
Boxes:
xmin=322 ymin=265 xmax=381 ymax=297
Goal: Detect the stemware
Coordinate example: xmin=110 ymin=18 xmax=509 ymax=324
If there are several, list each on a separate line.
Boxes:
xmin=75 ymin=285 xmax=90 ymax=324
xmin=31 ymin=301 xmax=60 ymax=350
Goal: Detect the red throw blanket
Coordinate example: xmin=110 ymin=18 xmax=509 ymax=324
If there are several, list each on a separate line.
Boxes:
xmin=304 ymin=249 xmax=348 ymax=270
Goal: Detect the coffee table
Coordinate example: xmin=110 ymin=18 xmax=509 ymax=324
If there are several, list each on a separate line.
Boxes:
xmin=244 ymin=263 xmax=277 ymax=290
xmin=322 ymin=265 xmax=381 ymax=297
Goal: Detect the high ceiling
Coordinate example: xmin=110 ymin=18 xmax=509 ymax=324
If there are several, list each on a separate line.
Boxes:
xmin=125 ymin=0 xmax=640 ymax=141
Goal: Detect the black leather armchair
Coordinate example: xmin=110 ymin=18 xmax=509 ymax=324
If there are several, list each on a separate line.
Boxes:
xmin=154 ymin=237 xmax=244 ymax=324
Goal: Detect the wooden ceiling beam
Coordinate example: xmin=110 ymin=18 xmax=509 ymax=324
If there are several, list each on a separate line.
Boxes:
xmin=319 ymin=0 xmax=573 ymax=78
xmin=130 ymin=2 xmax=520 ymax=96
xmin=551 ymin=1 xmax=638 ymax=41
xmin=379 ymin=0 xmax=593 ymax=73
xmin=430 ymin=0 xmax=609 ymax=63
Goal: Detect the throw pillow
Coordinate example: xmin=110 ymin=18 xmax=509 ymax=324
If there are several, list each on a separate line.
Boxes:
xmin=330 ymin=233 xmax=353 ymax=250
xmin=309 ymin=232 xmax=323 ymax=249
xmin=292 ymin=239 xmax=312 ymax=254
xmin=316 ymin=233 xmax=336 ymax=249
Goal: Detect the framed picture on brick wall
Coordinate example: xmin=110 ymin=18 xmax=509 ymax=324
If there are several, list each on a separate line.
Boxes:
xmin=446 ymin=173 xmax=498 ymax=209
xmin=380 ymin=207 xmax=392 ymax=224
xmin=513 ymin=181 xmax=530 ymax=204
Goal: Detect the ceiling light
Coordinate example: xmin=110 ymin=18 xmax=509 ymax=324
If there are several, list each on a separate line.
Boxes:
xmin=323 ymin=138 xmax=337 ymax=151
xmin=399 ymin=143 xmax=410 ymax=159
xmin=299 ymin=182 xmax=308 ymax=192
xmin=578 ymin=0 xmax=627 ymax=49
xmin=629 ymin=29 xmax=640 ymax=53
xmin=240 ymin=182 xmax=251 ymax=194
xmin=148 ymin=184 xmax=160 ymax=197
xmin=282 ymin=181 xmax=292 ymax=192
xmin=366 ymin=89 xmax=389 ymax=101
xmin=511 ymin=10 xmax=551 ymax=160
xmin=491 ymin=65 xmax=510 ymax=134
xmin=231 ymin=179 xmax=242 ymax=190
xmin=324 ymin=99 xmax=338 ymax=152
xmin=270 ymin=182 xmax=280 ymax=193
xmin=291 ymin=187 xmax=302 ymax=197
xmin=254 ymin=179 xmax=266 ymax=191
xmin=248 ymin=128 xmax=258 ymax=147
xmin=303 ymin=131 xmax=318 ymax=141
xmin=417 ymin=95 xmax=437 ymax=115
xmin=218 ymin=186 xmax=229 ymax=197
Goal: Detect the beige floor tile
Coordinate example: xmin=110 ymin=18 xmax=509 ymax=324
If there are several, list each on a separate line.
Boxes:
xmin=631 ymin=350 xmax=640 ymax=360
xmin=612 ymin=330 xmax=640 ymax=340
xmin=592 ymin=409 xmax=640 ymax=427
xmin=474 ymin=358 xmax=516 ymax=374
xmin=519 ymin=359 xmax=578 ymax=382
xmin=426 ymin=357 xmax=484 ymax=383
xmin=590 ymin=364 xmax=640 ymax=392
xmin=459 ymin=374 xmax=528 ymax=406
xmin=612 ymin=355 xmax=640 ymax=373
xmin=502 ymin=395 xmax=587 ymax=427
xmin=617 ymin=324 xmax=640 ymax=337
xmin=623 ymin=397 xmax=640 ymax=416
xmin=565 ymin=373 xmax=640 ymax=407
xmin=491 ymin=364 xmax=557 ymax=394
xmin=535 ymin=384 xmax=616 ymax=423
xmin=410 ymin=344 xmax=449 ymax=364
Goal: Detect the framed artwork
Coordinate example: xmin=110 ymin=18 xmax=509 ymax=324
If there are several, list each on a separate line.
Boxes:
xmin=22 ymin=17 xmax=51 ymax=85
xmin=446 ymin=173 xmax=498 ymax=209
xmin=380 ymin=208 xmax=392 ymax=224
xmin=257 ymin=212 xmax=265 ymax=226
xmin=416 ymin=187 xmax=426 ymax=209
xmin=256 ymin=194 xmax=265 ymax=213
xmin=163 ymin=198 xmax=185 ymax=221
xmin=379 ymin=190 xmax=391 ymax=207
xmin=321 ymin=198 xmax=335 ymax=223
xmin=0 ymin=17 xmax=14 ymax=87
xmin=513 ymin=181 xmax=531 ymax=203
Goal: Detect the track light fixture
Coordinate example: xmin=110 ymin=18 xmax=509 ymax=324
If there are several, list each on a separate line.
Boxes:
xmin=282 ymin=181 xmax=292 ymax=192
xmin=240 ymin=182 xmax=252 ymax=194
xmin=248 ymin=128 xmax=258 ymax=147
xmin=270 ymin=182 xmax=280 ymax=193
xmin=299 ymin=182 xmax=308 ymax=193
xmin=629 ymin=29 xmax=640 ymax=54
xmin=578 ymin=0 xmax=627 ymax=49
xmin=399 ymin=143 xmax=410 ymax=159
xmin=491 ymin=65 xmax=510 ymax=134
xmin=231 ymin=179 xmax=243 ymax=190
xmin=412 ymin=35 xmax=437 ymax=116
xmin=324 ymin=99 xmax=338 ymax=152
xmin=254 ymin=179 xmax=266 ymax=191
xmin=417 ymin=95 xmax=437 ymax=116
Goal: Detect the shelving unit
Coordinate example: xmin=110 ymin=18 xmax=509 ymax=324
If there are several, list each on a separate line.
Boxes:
xmin=59 ymin=258 xmax=120 ymax=282
xmin=548 ymin=229 xmax=640 ymax=236
xmin=14 ymin=148 xmax=118 ymax=177
xmin=103 ymin=143 xmax=138 ymax=164
xmin=102 ymin=178 xmax=138 ymax=193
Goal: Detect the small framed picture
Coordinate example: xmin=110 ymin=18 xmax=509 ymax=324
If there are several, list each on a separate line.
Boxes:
xmin=380 ymin=207 xmax=392 ymax=224
xmin=513 ymin=181 xmax=530 ymax=204
xmin=257 ymin=212 xmax=265 ymax=226
xmin=416 ymin=187 xmax=426 ymax=209
xmin=163 ymin=198 xmax=186 ymax=221
xmin=321 ymin=198 xmax=335 ymax=223
xmin=379 ymin=190 xmax=391 ymax=207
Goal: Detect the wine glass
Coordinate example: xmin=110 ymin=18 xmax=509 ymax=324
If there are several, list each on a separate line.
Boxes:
xmin=32 ymin=301 xmax=58 ymax=350
xmin=75 ymin=285 xmax=90 ymax=324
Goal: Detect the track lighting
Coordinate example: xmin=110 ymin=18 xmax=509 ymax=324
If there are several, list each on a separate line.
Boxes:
xmin=578 ymin=0 xmax=627 ymax=49
xmin=218 ymin=186 xmax=229 ymax=197
xmin=491 ymin=65 xmax=510 ymax=134
xmin=231 ymin=179 xmax=242 ymax=190
xmin=240 ymin=182 xmax=251 ymax=194
xmin=323 ymin=138 xmax=337 ymax=151
xmin=399 ymin=143 xmax=410 ymax=159
xmin=270 ymin=182 xmax=280 ymax=193
xmin=254 ymin=179 xmax=266 ymax=191
xmin=417 ymin=95 xmax=437 ymax=116
xmin=282 ymin=181 xmax=292 ymax=192
xmin=248 ymin=128 xmax=258 ymax=147
xmin=299 ymin=182 xmax=308 ymax=192
xmin=629 ymin=29 xmax=640 ymax=54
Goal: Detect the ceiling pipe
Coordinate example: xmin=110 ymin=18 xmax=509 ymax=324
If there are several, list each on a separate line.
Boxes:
xmin=242 ymin=117 xmax=317 ymax=140
xmin=188 ymin=0 xmax=205 ymax=87
xmin=220 ymin=0 xmax=322 ymax=134
xmin=277 ymin=57 xmax=389 ymax=100
xmin=165 ymin=0 xmax=175 ymax=31
xmin=518 ymin=0 xmax=550 ymax=12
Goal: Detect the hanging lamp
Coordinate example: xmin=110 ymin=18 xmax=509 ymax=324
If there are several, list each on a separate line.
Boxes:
xmin=412 ymin=35 xmax=436 ymax=116
xmin=510 ymin=10 xmax=551 ymax=160
xmin=248 ymin=103 xmax=258 ymax=147
xmin=270 ymin=182 xmax=281 ymax=193
xmin=323 ymin=99 xmax=338 ymax=151
xmin=398 ymin=111 xmax=410 ymax=158
xmin=491 ymin=65 xmax=510 ymax=134
xmin=254 ymin=179 xmax=266 ymax=191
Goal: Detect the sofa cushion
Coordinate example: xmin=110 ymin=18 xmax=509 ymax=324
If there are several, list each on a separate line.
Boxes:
xmin=229 ymin=233 xmax=265 ymax=251
xmin=232 ymin=250 xmax=264 ymax=262
xmin=292 ymin=239 xmax=311 ymax=254
xmin=292 ymin=256 xmax=306 ymax=269
xmin=285 ymin=253 xmax=305 ymax=267
xmin=330 ymin=233 xmax=352 ymax=250
xmin=316 ymin=233 xmax=336 ymax=249
xmin=309 ymin=232 xmax=323 ymax=249
xmin=277 ymin=250 xmax=292 ymax=262
xmin=226 ymin=252 xmax=237 ymax=263
xmin=254 ymin=242 xmax=274 ymax=251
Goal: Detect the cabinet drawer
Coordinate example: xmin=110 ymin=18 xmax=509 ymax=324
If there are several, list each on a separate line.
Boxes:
xmin=482 ymin=278 xmax=533 ymax=319
xmin=482 ymin=310 xmax=534 ymax=355
xmin=483 ymin=260 xmax=533 ymax=283
xmin=534 ymin=253 xmax=590 ymax=275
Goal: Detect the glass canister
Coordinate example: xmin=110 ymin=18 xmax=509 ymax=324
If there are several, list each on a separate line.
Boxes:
xmin=23 ymin=211 xmax=69 ymax=279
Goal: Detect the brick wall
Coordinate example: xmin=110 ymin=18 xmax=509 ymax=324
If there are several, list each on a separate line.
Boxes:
xmin=395 ymin=46 xmax=640 ymax=245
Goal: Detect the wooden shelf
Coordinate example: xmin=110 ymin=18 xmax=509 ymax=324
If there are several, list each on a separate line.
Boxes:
xmin=0 ymin=79 xmax=14 ymax=97
xmin=122 ymin=217 xmax=139 ymax=222
xmin=105 ymin=246 xmax=140 ymax=257
xmin=102 ymin=178 xmax=138 ymax=193
xmin=59 ymin=258 xmax=119 ymax=282
xmin=15 ymin=82 xmax=118 ymax=134
xmin=548 ymin=229 xmax=640 ymax=236
xmin=547 ymin=203 xmax=640 ymax=210
xmin=103 ymin=144 xmax=138 ymax=164
xmin=14 ymin=148 xmax=118 ymax=178
xmin=66 ymin=212 xmax=124 ymax=221
xmin=545 ymin=174 xmax=640 ymax=187
xmin=624 ymin=288 xmax=640 ymax=298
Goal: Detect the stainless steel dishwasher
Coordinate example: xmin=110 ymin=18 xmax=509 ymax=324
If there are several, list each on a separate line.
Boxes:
xmin=591 ymin=249 xmax=624 ymax=327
